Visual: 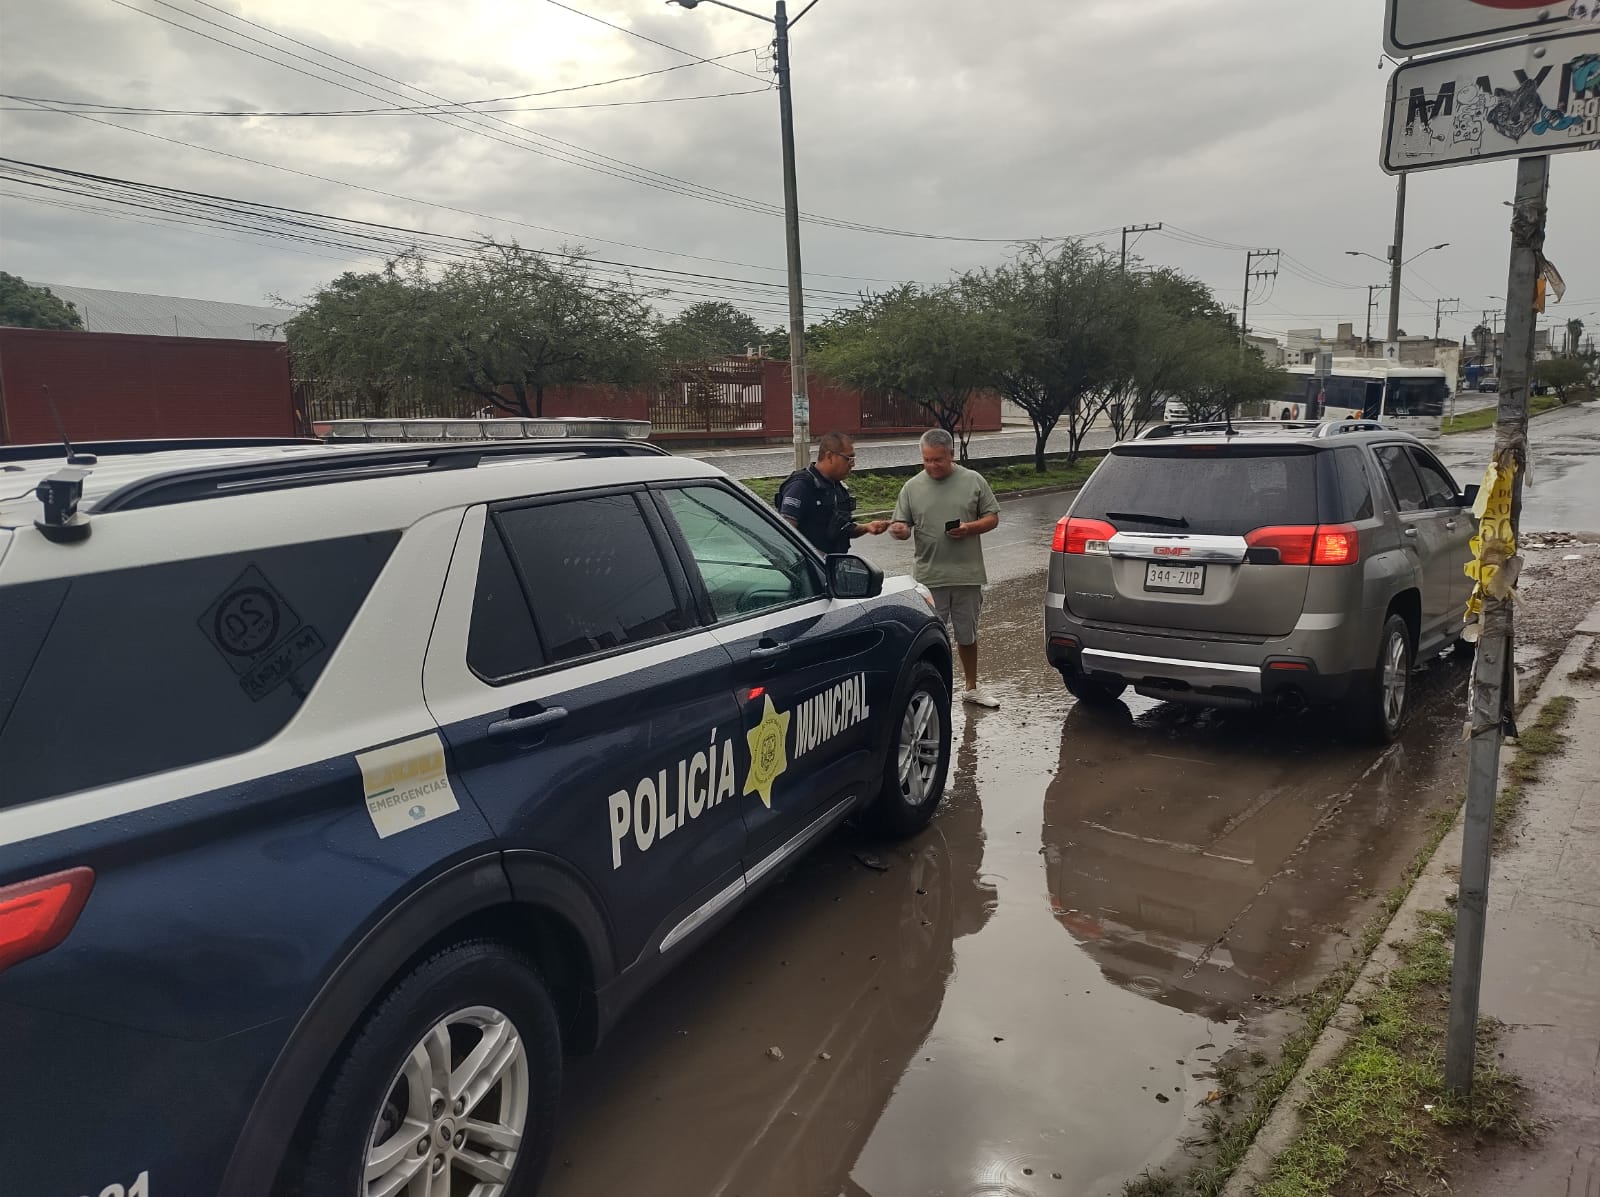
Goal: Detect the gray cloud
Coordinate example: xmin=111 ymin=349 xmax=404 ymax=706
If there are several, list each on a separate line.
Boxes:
xmin=1 ymin=0 xmax=1596 ymax=341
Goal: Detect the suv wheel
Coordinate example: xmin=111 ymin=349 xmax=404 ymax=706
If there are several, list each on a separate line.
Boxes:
xmin=1061 ymin=672 xmax=1128 ymax=707
xmin=867 ymin=661 xmax=951 ymax=839
xmin=286 ymin=940 xmax=561 ymax=1197
xmin=1354 ymin=614 xmax=1413 ymax=743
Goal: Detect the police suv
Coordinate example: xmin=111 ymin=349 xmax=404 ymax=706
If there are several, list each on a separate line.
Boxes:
xmin=0 ymin=437 xmax=953 ymax=1197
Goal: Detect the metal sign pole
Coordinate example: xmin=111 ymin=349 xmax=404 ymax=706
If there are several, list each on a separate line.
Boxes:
xmin=1444 ymin=153 xmax=1548 ymax=1097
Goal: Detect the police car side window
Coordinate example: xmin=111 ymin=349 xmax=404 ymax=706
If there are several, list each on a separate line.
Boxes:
xmin=467 ymin=520 xmax=545 ymax=681
xmin=0 ymin=533 xmax=397 ymax=808
xmin=660 ymin=485 xmax=821 ymax=621
xmin=496 ymin=493 xmax=691 ymax=665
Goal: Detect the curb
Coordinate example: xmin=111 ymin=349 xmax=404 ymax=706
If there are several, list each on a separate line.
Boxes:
xmin=1219 ymin=616 xmax=1600 ymax=1196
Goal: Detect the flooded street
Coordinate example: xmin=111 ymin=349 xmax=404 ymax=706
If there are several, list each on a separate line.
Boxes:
xmin=544 ymin=489 xmax=1483 ymax=1197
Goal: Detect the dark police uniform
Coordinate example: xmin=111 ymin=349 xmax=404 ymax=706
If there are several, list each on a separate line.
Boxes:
xmin=776 ymin=464 xmax=857 ymax=555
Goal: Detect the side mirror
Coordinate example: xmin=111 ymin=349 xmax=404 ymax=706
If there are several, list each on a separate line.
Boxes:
xmin=1460 ymin=483 xmax=1480 ymax=508
xmin=827 ymin=553 xmax=883 ymax=600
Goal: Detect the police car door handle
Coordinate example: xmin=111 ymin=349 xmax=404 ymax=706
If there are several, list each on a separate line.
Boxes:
xmin=749 ymin=639 xmax=790 ymax=660
xmin=489 ymin=706 xmax=569 ymax=737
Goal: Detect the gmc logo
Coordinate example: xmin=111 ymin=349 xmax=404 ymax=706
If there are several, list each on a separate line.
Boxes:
xmin=1154 ymin=546 xmax=1191 ymax=557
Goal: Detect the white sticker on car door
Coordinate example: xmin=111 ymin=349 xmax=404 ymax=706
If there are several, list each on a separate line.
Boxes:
xmin=357 ymin=732 xmax=461 ymax=838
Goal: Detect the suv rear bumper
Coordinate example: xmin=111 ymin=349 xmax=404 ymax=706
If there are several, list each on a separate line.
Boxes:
xmin=1045 ymin=604 xmax=1369 ymax=710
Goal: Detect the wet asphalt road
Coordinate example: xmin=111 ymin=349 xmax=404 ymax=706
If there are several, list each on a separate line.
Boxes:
xmin=543 ymin=403 xmax=1600 ymax=1197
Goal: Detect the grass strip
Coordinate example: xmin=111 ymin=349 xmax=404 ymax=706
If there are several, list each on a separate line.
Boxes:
xmin=1494 ymin=694 xmax=1574 ymax=845
xmin=1442 ymin=395 xmax=1563 ymax=434
xmin=740 ymin=455 xmax=1100 ymax=514
xmin=1255 ymin=908 xmax=1532 ymax=1197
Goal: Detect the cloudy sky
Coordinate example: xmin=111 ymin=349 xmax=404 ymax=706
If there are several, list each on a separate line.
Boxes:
xmin=2 ymin=0 xmax=1597 ymax=345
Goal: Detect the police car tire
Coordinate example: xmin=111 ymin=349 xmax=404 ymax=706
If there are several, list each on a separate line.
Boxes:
xmin=867 ymin=661 xmax=951 ymax=839
xmin=286 ymin=938 xmax=562 ymax=1197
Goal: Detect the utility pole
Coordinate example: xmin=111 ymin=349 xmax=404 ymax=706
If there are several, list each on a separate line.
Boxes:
xmin=772 ymin=0 xmax=810 ymax=472
xmin=670 ymin=0 xmax=815 ymax=471
xmin=1240 ymin=249 xmax=1280 ymax=350
xmin=1444 ymin=154 xmax=1550 ymax=1098
xmin=1366 ymin=285 xmax=1384 ymax=357
xmin=1120 ymin=223 xmax=1162 ymax=273
xmin=1435 ymin=297 xmax=1460 ymax=345
xmin=1385 ymin=173 xmax=1408 ymax=354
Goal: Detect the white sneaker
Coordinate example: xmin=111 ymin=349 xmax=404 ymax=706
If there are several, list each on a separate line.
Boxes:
xmin=962 ymin=688 xmax=1001 ymax=709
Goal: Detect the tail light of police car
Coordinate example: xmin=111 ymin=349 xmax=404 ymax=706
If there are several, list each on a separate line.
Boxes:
xmin=1053 ymin=517 xmax=1117 ymax=555
xmin=0 ymin=867 xmax=94 ymax=973
xmin=1245 ymin=524 xmax=1360 ymax=566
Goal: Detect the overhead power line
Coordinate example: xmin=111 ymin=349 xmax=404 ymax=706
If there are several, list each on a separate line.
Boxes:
xmin=0 ymin=82 xmax=773 ymax=117
xmin=0 ymin=158 xmax=866 ymax=317
xmin=538 ymin=0 xmax=772 ymax=85
xmin=101 ymin=0 xmax=1067 ymax=244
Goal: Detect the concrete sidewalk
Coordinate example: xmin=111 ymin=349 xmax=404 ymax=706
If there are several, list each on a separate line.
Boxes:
xmin=1454 ymin=604 xmax=1600 ymax=1197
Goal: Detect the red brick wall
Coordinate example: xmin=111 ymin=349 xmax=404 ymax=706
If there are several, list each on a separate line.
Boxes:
xmin=0 ymin=329 xmax=295 ymax=444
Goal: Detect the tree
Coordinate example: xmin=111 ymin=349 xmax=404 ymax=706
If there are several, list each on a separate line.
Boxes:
xmin=809 ymin=284 xmax=1008 ymax=460
xmin=1536 ymin=356 xmax=1587 ymax=403
xmin=658 ymin=301 xmax=764 ymax=361
xmin=1178 ymin=343 xmax=1289 ymax=423
xmin=1471 ymin=323 xmax=1492 ymax=366
xmin=284 ymin=241 xmax=659 ymax=418
xmin=964 ymin=242 xmax=1128 ymax=471
xmin=0 ymin=272 xmax=83 ymax=330
xmin=1103 ymin=269 xmax=1235 ymax=442
xmin=1566 ymin=317 xmax=1586 ymax=358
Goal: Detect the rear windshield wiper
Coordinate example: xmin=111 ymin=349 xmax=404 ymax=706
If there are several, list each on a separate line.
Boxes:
xmin=1105 ymin=511 xmax=1190 ymax=529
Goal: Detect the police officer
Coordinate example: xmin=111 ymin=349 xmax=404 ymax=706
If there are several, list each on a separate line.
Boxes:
xmin=777 ymin=432 xmax=890 ymax=554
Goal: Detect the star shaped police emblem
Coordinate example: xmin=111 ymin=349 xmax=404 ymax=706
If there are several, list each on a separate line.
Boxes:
xmin=743 ymin=694 xmax=791 ymax=809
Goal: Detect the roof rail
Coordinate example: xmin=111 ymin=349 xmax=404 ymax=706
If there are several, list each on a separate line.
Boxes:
xmin=1140 ymin=419 xmax=1322 ymax=439
xmin=0 ymin=437 xmax=321 ymax=464
xmin=1312 ymin=419 xmax=1389 ymax=437
xmin=95 ymin=438 xmax=671 ymax=513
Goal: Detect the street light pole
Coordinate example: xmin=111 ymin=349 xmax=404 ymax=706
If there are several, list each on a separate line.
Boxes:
xmin=670 ymin=0 xmax=815 ymax=471
xmin=1387 ymin=172 xmax=1407 ymax=352
xmin=772 ymin=0 xmax=810 ymax=472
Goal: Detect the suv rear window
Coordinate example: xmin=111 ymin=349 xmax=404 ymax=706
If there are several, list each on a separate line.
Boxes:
xmin=1075 ymin=448 xmax=1318 ymax=535
xmin=0 ymin=533 xmax=397 ymax=807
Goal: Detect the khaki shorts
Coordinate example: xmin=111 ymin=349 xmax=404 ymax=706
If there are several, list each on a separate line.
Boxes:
xmin=930 ymin=585 xmax=983 ymax=647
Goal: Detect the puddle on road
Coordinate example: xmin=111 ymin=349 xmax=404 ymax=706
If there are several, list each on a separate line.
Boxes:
xmin=545 ymin=575 xmax=1476 ymax=1197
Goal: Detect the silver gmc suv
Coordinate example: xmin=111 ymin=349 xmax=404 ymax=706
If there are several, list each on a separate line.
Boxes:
xmin=1044 ymin=421 xmax=1477 ymax=741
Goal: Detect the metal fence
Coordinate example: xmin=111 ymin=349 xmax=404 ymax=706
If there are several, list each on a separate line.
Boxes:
xmin=648 ymin=362 xmax=767 ymax=434
xmin=859 ymin=390 xmax=927 ymax=429
xmin=295 ymin=379 xmax=487 ymax=423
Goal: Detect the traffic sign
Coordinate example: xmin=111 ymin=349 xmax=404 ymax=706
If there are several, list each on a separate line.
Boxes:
xmin=1385 ymin=0 xmax=1586 ymax=58
xmin=1382 ymin=27 xmax=1600 ymax=173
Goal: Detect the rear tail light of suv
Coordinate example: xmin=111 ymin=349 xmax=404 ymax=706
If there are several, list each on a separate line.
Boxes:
xmin=1052 ymin=517 xmax=1116 ymax=555
xmin=1245 ymin=524 xmax=1360 ymax=566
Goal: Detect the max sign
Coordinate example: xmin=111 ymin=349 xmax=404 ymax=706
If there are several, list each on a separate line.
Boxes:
xmin=1382 ymin=28 xmax=1600 ymax=172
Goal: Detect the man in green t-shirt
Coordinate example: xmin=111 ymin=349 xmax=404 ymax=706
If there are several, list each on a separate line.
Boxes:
xmin=890 ymin=429 xmax=1002 ymax=708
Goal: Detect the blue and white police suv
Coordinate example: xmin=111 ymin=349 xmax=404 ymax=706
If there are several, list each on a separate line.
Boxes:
xmin=0 ymin=436 xmax=952 ymax=1197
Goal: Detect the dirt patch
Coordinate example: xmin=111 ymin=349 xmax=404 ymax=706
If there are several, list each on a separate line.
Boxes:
xmin=1509 ymin=540 xmax=1600 ymax=700
xmin=1496 ymin=695 xmax=1575 ymax=847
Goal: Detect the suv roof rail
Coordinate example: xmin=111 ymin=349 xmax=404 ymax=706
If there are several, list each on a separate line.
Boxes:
xmin=1140 ymin=419 xmax=1322 ymax=440
xmin=1312 ymin=418 xmax=1389 ymax=437
xmin=0 ymin=437 xmax=321 ymax=464
xmin=95 ymin=438 xmax=672 ymax=513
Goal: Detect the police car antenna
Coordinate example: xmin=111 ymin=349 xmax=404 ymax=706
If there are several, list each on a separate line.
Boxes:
xmin=39 ymin=384 xmax=97 ymax=466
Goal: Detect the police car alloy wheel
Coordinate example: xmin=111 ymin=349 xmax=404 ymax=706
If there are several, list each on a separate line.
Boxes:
xmin=364 ymin=1005 xmax=530 ymax=1194
xmin=867 ymin=662 xmax=951 ymax=838
xmin=288 ymin=940 xmax=561 ymax=1197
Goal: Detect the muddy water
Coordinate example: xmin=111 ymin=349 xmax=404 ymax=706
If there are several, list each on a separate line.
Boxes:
xmin=544 ymin=561 xmax=1477 ymax=1197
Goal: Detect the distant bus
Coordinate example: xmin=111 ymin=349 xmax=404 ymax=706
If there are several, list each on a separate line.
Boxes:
xmin=1283 ymin=360 xmax=1448 ymax=439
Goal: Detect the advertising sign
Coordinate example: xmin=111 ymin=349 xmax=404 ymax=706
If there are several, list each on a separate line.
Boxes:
xmin=1385 ymin=0 xmax=1591 ymax=58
